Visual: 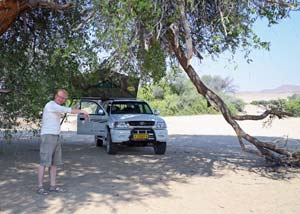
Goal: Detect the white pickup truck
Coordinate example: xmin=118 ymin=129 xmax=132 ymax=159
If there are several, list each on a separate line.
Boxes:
xmin=77 ymin=98 xmax=168 ymax=155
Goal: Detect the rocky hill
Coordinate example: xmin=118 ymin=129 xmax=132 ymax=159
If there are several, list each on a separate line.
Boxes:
xmin=234 ymin=84 xmax=300 ymax=103
xmin=260 ymin=84 xmax=300 ymax=93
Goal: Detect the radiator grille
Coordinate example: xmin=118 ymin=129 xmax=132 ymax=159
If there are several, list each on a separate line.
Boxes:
xmin=128 ymin=121 xmax=155 ymax=126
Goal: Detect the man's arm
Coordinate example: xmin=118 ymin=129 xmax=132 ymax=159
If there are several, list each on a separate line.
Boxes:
xmin=71 ymin=108 xmax=90 ymax=119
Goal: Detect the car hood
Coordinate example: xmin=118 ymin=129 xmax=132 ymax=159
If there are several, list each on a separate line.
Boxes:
xmin=110 ymin=114 xmax=165 ymax=122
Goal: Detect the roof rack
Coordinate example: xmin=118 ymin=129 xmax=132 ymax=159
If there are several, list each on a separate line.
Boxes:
xmin=106 ymin=97 xmax=137 ymax=101
xmin=77 ymin=97 xmax=102 ymax=100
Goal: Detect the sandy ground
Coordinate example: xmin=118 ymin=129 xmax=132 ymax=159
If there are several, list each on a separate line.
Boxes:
xmin=1 ymin=113 xmax=300 ymax=214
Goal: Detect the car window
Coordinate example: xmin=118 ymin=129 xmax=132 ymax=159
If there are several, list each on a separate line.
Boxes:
xmin=102 ymin=102 xmax=108 ymax=112
xmin=80 ymin=101 xmax=99 ymax=114
xmin=111 ymin=102 xmax=153 ymax=114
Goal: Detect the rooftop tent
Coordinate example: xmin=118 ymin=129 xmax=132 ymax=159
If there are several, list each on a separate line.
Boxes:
xmin=72 ymin=70 xmax=139 ymax=100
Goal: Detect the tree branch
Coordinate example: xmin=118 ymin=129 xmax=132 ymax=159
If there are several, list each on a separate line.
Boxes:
xmin=232 ymin=109 xmax=293 ymax=120
xmin=73 ymin=10 xmax=95 ymax=31
xmin=218 ymin=5 xmax=227 ymax=37
xmin=27 ymin=0 xmax=72 ymax=11
xmin=178 ymin=0 xmax=193 ymax=66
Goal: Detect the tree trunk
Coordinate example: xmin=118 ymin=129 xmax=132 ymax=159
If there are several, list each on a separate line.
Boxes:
xmin=0 ymin=0 xmax=72 ymax=36
xmin=0 ymin=0 xmax=27 ymax=35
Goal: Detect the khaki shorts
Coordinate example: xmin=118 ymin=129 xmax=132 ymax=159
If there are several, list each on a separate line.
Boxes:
xmin=40 ymin=134 xmax=63 ymax=166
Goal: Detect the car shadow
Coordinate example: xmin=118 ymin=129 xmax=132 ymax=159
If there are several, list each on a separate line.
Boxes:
xmin=0 ymin=133 xmax=299 ymax=214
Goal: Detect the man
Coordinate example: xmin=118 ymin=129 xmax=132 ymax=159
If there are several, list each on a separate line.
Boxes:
xmin=37 ymin=89 xmax=89 ymax=195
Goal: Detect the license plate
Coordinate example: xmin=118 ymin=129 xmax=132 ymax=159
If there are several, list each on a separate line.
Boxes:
xmin=133 ymin=133 xmax=148 ymax=139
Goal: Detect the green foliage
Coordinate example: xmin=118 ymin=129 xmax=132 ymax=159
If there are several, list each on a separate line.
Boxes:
xmin=152 ymin=86 xmax=165 ymax=100
xmin=221 ymin=94 xmax=246 ymax=115
xmin=288 ymin=94 xmax=300 ymax=100
xmin=285 ymin=94 xmax=300 ymax=117
xmin=0 ymin=1 xmax=99 ymax=129
xmin=138 ymin=73 xmax=244 ymax=116
xmin=138 ymin=85 xmax=216 ymax=116
xmin=140 ymin=41 xmax=167 ymax=83
xmin=250 ymin=99 xmax=285 ymax=109
xmin=284 ymin=100 xmax=300 ymax=117
xmin=250 ymin=100 xmax=268 ymax=106
xmin=250 ymin=94 xmax=300 ymax=117
xmin=201 ymin=75 xmax=236 ymax=93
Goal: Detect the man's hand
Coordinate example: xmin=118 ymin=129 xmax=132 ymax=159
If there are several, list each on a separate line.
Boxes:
xmin=71 ymin=108 xmax=90 ymax=120
xmin=80 ymin=110 xmax=90 ymax=120
xmin=83 ymin=112 xmax=90 ymax=120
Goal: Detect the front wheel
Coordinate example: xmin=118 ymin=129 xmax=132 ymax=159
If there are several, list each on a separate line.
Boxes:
xmin=153 ymin=142 xmax=166 ymax=155
xmin=106 ymin=129 xmax=117 ymax=155
xmin=95 ymin=136 xmax=103 ymax=147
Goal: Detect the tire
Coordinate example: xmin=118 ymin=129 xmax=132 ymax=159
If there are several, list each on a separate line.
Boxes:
xmin=106 ymin=129 xmax=117 ymax=155
xmin=154 ymin=142 xmax=166 ymax=155
xmin=95 ymin=136 xmax=103 ymax=147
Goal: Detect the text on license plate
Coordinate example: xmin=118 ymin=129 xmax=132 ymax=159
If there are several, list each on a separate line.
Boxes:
xmin=133 ymin=133 xmax=149 ymax=139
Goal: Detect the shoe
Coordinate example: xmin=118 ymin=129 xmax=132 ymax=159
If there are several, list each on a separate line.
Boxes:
xmin=37 ymin=187 xmax=49 ymax=195
xmin=49 ymin=186 xmax=67 ymax=193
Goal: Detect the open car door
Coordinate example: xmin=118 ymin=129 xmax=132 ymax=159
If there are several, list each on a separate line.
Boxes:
xmin=77 ymin=99 xmax=108 ymax=137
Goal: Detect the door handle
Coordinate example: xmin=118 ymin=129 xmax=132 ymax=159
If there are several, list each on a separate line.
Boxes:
xmin=79 ymin=117 xmax=85 ymax=121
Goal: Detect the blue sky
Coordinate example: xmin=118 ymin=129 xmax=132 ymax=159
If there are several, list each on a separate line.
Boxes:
xmin=193 ymin=11 xmax=300 ymax=92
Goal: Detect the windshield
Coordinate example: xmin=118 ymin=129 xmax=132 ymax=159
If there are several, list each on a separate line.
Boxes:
xmin=110 ymin=102 xmax=153 ymax=114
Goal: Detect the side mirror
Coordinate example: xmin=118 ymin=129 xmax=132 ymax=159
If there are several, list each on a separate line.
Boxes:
xmin=97 ymin=109 xmax=105 ymax=115
xmin=154 ymin=109 xmax=160 ymax=115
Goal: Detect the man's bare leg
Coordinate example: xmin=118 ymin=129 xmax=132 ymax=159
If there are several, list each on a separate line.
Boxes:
xmin=38 ymin=165 xmax=46 ymax=187
xmin=49 ymin=165 xmax=57 ymax=187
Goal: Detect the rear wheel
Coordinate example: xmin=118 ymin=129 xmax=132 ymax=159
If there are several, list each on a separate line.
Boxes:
xmin=106 ymin=129 xmax=117 ymax=154
xmin=154 ymin=142 xmax=166 ymax=155
xmin=95 ymin=136 xmax=103 ymax=147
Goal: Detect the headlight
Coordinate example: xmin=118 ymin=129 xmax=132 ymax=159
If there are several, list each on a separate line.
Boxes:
xmin=155 ymin=121 xmax=167 ymax=129
xmin=113 ymin=121 xmax=129 ymax=128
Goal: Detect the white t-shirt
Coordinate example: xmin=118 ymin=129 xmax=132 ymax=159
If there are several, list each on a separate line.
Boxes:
xmin=41 ymin=101 xmax=72 ymax=135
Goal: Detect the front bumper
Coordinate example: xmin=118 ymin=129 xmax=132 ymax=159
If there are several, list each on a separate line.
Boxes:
xmin=110 ymin=128 xmax=168 ymax=144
